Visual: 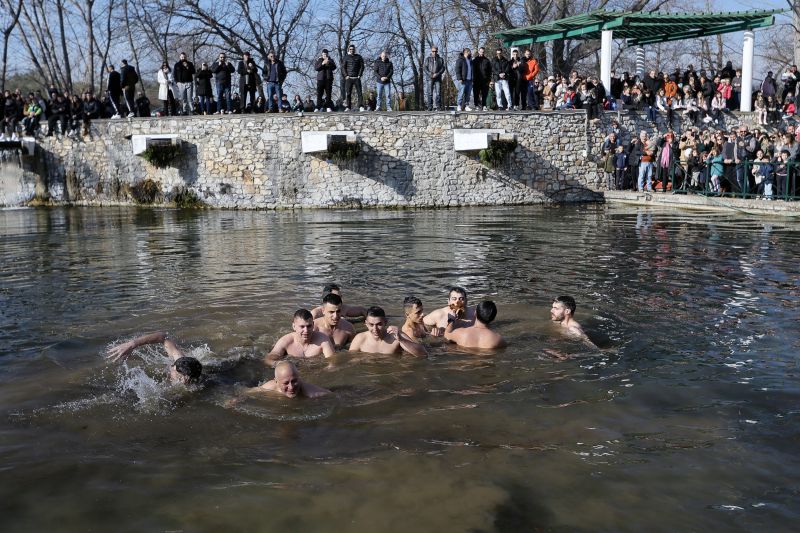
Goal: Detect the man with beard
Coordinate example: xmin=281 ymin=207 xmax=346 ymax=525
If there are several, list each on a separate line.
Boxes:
xmin=550 ymin=295 xmax=597 ymax=348
xmin=423 ymin=286 xmax=476 ymax=330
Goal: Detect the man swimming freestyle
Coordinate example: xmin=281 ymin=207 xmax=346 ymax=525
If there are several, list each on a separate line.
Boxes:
xmin=350 ymin=306 xmax=426 ymax=356
xmin=444 ymin=300 xmax=507 ymax=349
xmin=266 ymin=309 xmax=335 ymax=364
xmin=106 ymin=331 xmax=204 ymax=385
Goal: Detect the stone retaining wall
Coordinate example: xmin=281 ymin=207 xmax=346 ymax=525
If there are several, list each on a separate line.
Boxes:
xmin=29 ymin=111 xmax=601 ymax=209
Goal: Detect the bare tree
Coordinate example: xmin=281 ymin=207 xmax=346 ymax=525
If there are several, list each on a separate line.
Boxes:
xmin=1 ymin=0 xmax=23 ymax=92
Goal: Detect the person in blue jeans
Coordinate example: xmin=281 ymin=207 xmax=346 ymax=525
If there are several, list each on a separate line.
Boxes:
xmin=455 ymin=48 xmax=473 ymax=111
xmin=374 ymin=50 xmax=394 ymax=111
xmin=212 ymin=52 xmax=235 ymax=113
xmin=262 ymin=50 xmax=287 ymax=113
xmin=638 ymin=145 xmax=654 ymax=191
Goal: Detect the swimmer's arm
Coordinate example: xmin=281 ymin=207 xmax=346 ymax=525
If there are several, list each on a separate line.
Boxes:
xmin=106 ymin=331 xmax=169 ymax=362
xmin=442 ymin=319 xmax=461 ymax=343
xmin=321 ymin=338 xmax=335 ymax=358
xmin=265 ymin=335 xmax=290 ymax=364
xmin=349 ymin=332 xmax=365 ymax=352
xmin=163 ymin=339 xmax=185 ymax=362
xmin=392 ymin=328 xmax=427 ymax=357
xmin=422 ymin=310 xmax=442 ymax=327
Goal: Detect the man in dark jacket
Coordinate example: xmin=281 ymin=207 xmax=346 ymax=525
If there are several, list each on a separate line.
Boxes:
xmin=509 ymin=49 xmax=523 ymax=110
xmin=643 ymin=69 xmax=661 ymax=95
xmin=212 ymin=52 xmax=235 ymax=113
xmin=120 ymin=59 xmax=139 ymax=117
xmin=195 ymin=62 xmax=214 ymax=114
xmin=46 ymin=93 xmax=69 ymax=137
xmin=471 ymin=47 xmax=492 ymax=111
xmin=374 ymin=50 xmax=394 ymax=111
xmin=491 ymin=48 xmax=511 ymax=110
xmin=455 ymin=48 xmax=473 ymax=111
xmin=423 ymin=46 xmax=445 ymax=111
xmin=237 ymin=52 xmax=259 ymax=113
xmin=106 ymin=64 xmax=122 ymax=118
xmin=262 ymin=50 xmax=287 ymax=113
xmin=314 ymin=48 xmax=337 ymax=111
xmin=173 ymin=52 xmax=196 ymax=115
xmin=135 ymin=91 xmax=151 ymax=118
xmin=343 ymin=44 xmax=365 ymax=111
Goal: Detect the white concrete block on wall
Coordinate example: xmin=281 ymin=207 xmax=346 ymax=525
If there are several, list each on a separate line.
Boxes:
xmin=131 ymin=134 xmax=182 ymax=155
xmin=453 ymin=129 xmax=506 ymax=151
xmin=301 ymin=131 xmax=357 ymax=154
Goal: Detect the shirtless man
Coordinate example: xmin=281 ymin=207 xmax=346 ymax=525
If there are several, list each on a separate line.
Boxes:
xmin=247 ymin=361 xmax=330 ymax=399
xmin=401 ymin=296 xmax=443 ymax=340
xmin=349 ymin=306 xmax=426 ymax=356
xmin=106 ymin=331 xmax=204 ymax=385
xmin=423 ymin=286 xmax=476 ymax=330
xmin=550 ymin=295 xmax=598 ymax=349
xmin=311 ymin=283 xmax=368 ymax=320
xmin=266 ymin=309 xmax=335 ymax=364
xmin=444 ymin=300 xmax=507 ymax=349
xmin=314 ymin=292 xmax=355 ymax=348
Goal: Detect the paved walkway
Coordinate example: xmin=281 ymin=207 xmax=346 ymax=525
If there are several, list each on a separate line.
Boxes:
xmin=604 ymin=190 xmax=800 ymax=217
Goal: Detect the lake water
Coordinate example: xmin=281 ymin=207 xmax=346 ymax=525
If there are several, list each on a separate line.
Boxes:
xmin=1 ymin=205 xmax=798 ymax=532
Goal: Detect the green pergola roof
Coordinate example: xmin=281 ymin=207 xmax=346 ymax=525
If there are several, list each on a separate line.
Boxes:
xmin=493 ymin=9 xmax=785 ymax=48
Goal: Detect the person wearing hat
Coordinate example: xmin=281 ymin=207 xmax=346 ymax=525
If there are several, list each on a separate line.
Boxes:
xmin=314 ymin=48 xmax=337 ymax=112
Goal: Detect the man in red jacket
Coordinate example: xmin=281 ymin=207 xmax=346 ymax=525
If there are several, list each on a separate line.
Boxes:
xmin=523 ymin=49 xmax=540 ymax=110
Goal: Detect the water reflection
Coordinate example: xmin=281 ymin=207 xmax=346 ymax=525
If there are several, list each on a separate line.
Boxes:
xmin=1 ymin=205 xmax=799 ymax=531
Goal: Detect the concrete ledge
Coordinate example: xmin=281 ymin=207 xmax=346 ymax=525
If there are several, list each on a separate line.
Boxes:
xmin=604 ymin=190 xmax=800 ymax=217
xmin=301 ymin=130 xmax=357 ymax=153
xmin=453 ymin=129 xmax=507 ymax=151
xmin=131 ymin=134 xmax=181 ymax=155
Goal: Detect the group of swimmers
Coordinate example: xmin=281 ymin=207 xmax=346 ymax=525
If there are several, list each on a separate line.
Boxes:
xmin=106 ymin=284 xmax=595 ymax=400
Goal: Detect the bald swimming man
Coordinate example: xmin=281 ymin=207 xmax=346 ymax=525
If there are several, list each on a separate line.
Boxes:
xmin=249 ymin=361 xmax=330 ymax=399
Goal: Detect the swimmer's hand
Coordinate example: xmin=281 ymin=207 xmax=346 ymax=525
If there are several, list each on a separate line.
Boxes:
xmin=428 ymin=326 xmax=444 ymax=337
xmin=106 ymin=340 xmax=136 ymax=362
xmin=386 ymin=325 xmax=399 ymax=336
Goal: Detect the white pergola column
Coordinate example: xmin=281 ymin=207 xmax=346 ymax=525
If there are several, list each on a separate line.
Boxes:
xmin=635 ymin=46 xmax=646 ymax=79
xmin=740 ymin=30 xmax=755 ymax=112
xmin=600 ymin=30 xmax=612 ymax=96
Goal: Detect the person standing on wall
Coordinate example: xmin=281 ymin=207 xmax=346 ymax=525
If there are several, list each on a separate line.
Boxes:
xmin=212 ymin=52 xmax=235 ymax=114
xmin=509 ymin=49 xmax=523 ymax=110
xmin=424 ymin=46 xmax=445 ymax=111
xmin=374 ymin=50 xmax=394 ymax=112
xmin=343 ymin=44 xmax=365 ymax=112
xmin=173 ymin=52 xmax=196 ymax=116
xmin=522 ymin=49 xmax=540 ymax=110
xmin=195 ymin=62 xmax=213 ymax=115
xmin=455 ymin=48 xmax=473 ymax=112
xmin=106 ymin=64 xmax=123 ymax=119
xmin=471 ymin=47 xmax=492 ymax=111
xmin=314 ymin=49 xmax=337 ymax=112
xmin=237 ymin=52 xmax=259 ymax=113
xmin=119 ymin=59 xmax=139 ymax=118
xmin=491 ymin=48 xmax=512 ymax=110
xmin=262 ymin=50 xmax=288 ymax=113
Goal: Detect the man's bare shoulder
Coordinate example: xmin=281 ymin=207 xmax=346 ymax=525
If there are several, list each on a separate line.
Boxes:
xmin=311 ymin=330 xmax=332 ymax=345
xmin=313 ymin=317 xmax=330 ymax=330
xmin=311 ymin=306 xmax=324 ymax=319
xmin=338 ymin=319 xmax=355 ymax=332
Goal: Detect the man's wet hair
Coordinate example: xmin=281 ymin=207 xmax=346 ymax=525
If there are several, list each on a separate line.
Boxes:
xmin=322 ymin=283 xmax=341 ymax=297
xmin=476 ymin=301 xmax=497 ymax=324
xmin=403 ymin=296 xmax=422 ymax=312
xmin=322 ymin=292 xmax=342 ymax=306
xmin=293 ymin=308 xmax=314 ymax=321
xmin=554 ymin=295 xmax=576 ymax=315
xmin=174 ymin=356 xmax=203 ymax=383
xmin=366 ymin=306 xmax=386 ymax=319
xmin=448 ymin=286 xmax=467 ymax=299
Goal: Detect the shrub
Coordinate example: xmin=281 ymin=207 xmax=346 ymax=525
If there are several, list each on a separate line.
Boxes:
xmin=169 ymin=186 xmax=205 ymax=208
xmin=479 ymin=139 xmax=518 ymax=168
xmin=130 ymin=179 xmax=161 ymax=204
xmin=140 ymin=143 xmax=182 ymax=168
xmin=325 ymin=139 xmax=360 ymax=161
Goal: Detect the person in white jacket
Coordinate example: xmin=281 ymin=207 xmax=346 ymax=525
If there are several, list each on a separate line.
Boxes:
xmin=157 ymin=62 xmax=177 ymax=116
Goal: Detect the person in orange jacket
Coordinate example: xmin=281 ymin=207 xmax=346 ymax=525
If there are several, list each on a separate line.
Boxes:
xmin=522 ymin=49 xmax=540 ymax=110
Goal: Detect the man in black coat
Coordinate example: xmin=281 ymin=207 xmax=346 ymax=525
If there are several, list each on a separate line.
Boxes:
xmin=423 ymin=46 xmax=445 ymax=111
xmin=106 ymin=64 xmax=122 ymax=118
xmin=491 ymin=48 xmax=511 ymax=110
xmin=262 ymin=50 xmax=288 ymax=113
xmin=237 ymin=52 xmax=259 ymax=113
xmin=135 ymin=92 xmax=151 ymax=118
xmin=509 ymin=49 xmax=523 ymax=110
xmin=471 ymin=47 xmax=492 ymax=111
xmin=120 ymin=59 xmax=139 ymax=117
xmin=374 ymin=50 xmax=394 ymax=111
xmin=314 ymin=48 xmax=337 ymax=111
xmin=342 ymin=44 xmax=365 ymax=111
xmin=212 ymin=52 xmax=235 ymax=113
xmin=173 ymin=52 xmax=196 ymax=115
xmin=46 ymin=93 xmax=69 ymax=137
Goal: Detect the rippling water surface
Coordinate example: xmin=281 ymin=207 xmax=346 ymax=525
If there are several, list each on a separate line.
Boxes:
xmin=1 ymin=205 xmax=799 ymax=531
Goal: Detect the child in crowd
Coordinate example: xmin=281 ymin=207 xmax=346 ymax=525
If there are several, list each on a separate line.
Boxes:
xmin=707 ymin=146 xmax=725 ymax=194
xmin=613 ymin=145 xmax=627 ymax=190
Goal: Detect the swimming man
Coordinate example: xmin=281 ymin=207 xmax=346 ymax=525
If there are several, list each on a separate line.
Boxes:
xmin=401 ymin=296 xmax=443 ymax=340
xmin=247 ymin=361 xmax=330 ymax=399
xmin=106 ymin=331 xmax=204 ymax=385
xmin=423 ymin=286 xmax=476 ymax=330
xmin=444 ymin=300 xmax=507 ymax=349
xmin=266 ymin=309 xmax=335 ymax=364
xmin=314 ymin=292 xmax=356 ymax=348
xmin=550 ymin=295 xmax=598 ymax=349
xmin=350 ymin=306 xmax=426 ymax=356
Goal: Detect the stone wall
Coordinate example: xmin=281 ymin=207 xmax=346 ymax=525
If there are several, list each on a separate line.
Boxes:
xmin=27 ymin=111 xmax=603 ymax=209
